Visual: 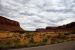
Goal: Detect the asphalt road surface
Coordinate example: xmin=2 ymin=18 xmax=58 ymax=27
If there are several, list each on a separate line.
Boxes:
xmin=5 ymin=41 xmax=75 ymax=50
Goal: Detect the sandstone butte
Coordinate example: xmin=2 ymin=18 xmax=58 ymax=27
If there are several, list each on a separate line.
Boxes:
xmin=0 ymin=16 xmax=24 ymax=32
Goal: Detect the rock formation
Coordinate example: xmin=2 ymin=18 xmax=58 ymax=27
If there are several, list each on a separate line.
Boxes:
xmin=36 ymin=22 xmax=75 ymax=32
xmin=0 ymin=16 xmax=24 ymax=32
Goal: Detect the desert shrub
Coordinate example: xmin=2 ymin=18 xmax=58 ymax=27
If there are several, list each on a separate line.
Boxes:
xmin=33 ymin=34 xmax=43 ymax=43
xmin=0 ymin=31 xmax=75 ymax=48
xmin=19 ymin=36 xmax=30 ymax=46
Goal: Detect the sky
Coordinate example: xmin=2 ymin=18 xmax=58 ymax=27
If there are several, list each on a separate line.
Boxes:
xmin=0 ymin=0 xmax=75 ymax=31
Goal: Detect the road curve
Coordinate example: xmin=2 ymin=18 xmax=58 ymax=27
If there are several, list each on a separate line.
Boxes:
xmin=9 ymin=41 xmax=75 ymax=50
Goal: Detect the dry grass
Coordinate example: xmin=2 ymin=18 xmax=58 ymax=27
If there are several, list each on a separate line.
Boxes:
xmin=0 ymin=31 xmax=75 ymax=48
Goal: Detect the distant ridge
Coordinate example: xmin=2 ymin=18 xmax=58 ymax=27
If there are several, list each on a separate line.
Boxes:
xmin=0 ymin=16 xmax=24 ymax=32
xmin=36 ymin=22 xmax=75 ymax=32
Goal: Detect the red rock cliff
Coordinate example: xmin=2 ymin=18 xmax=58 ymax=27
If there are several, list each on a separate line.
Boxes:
xmin=0 ymin=16 xmax=24 ymax=32
xmin=36 ymin=22 xmax=75 ymax=32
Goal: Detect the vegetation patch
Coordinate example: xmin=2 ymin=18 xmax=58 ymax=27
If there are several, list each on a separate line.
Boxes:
xmin=0 ymin=31 xmax=75 ymax=48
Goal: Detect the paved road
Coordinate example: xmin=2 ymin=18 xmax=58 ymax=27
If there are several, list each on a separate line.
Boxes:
xmin=7 ymin=41 xmax=75 ymax=50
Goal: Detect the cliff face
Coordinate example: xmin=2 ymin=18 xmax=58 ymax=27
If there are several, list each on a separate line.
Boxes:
xmin=36 ymin=22 xmax=75 ymax=32
xmin=0 ymin=16 xmax=24 ymax=31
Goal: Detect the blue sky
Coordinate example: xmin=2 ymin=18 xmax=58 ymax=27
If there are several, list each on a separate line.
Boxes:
xmin=0 ymin=0 xmax=75 ymax=31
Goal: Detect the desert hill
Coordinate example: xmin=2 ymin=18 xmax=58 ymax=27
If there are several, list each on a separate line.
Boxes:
xmin=0 ymin=16 xmax=24 ymax=32
xmin=36 ymin=22 xmax=75 ymax=32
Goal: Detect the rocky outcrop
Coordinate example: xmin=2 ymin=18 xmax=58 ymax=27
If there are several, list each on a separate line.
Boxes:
xmin=0 ymin=16 xmax=24 ymax=32
xmin=36 ymin=22 xmax=75 ymax=32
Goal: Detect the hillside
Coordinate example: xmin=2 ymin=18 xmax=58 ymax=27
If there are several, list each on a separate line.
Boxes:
xmin=0 ymin=16 xmax=24 ymax=32
xmin=36 ymin=22 xmax=75 ymax=32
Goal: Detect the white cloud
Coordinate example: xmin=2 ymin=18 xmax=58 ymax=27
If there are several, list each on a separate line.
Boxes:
xmin=0 ymin=0 xmax=75 ymax=31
